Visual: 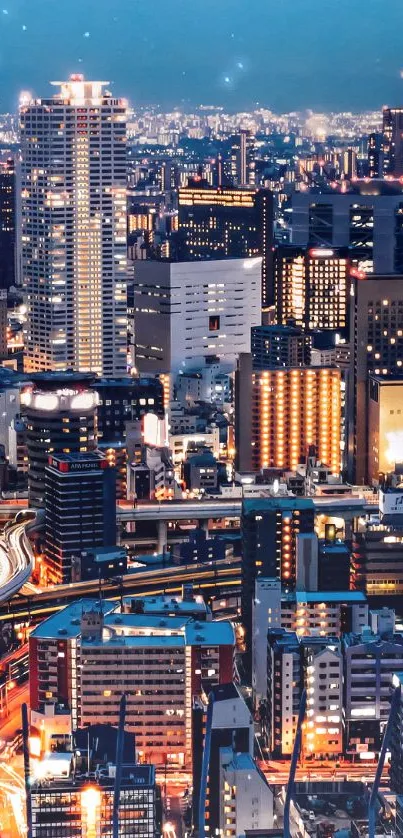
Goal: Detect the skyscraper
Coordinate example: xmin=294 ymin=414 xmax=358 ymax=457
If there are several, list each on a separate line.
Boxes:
xmin=177 ymin=186 xmax=274 ymax=306
xmin=0 ymin=157 xmax=16 ymax=290
xmin=228 ymin=129 xmax=256 ymax=187
xmin=19 ymin=75 xmax=128 ymax=374
xmin=383 ymin=107 xmax=403 ymax=176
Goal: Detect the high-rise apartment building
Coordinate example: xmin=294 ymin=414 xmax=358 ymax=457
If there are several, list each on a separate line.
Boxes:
xmin=134 ymin=258 xmax=261 ymax=375
xmin=348 ymin=275 xmax=403 ymax=483
xmin=20 ymin=75 xmax=127 ymax=374
xmin=21 ymin=371 xmax=98 ymax=507
xmin=29 ymin=598 xmax=234 ymax=768
xmin=44 ymin=452 xmax=116 ymax=583
xmin=368 ymin=375 xmax=403 ymax=483
xmin=177 ymin=186 xmax=273 ymax=305
xmin=274 ymin=245 xmax=350 ymax=339
xmin=0 ymin=157 xmax=15 ymax=290
xmin=292 ymin=183 xmax=403 ymax=274
xmin=236 ymin=354 xmax=343 ymax=474
xmin=383 ymin=107 xmax=403 ymax=175
xmin=228 ymin=130 xmax=256 ymax=187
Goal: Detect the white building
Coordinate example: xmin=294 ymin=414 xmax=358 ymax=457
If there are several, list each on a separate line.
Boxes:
xmin=20 ymin=75 xmax=128 ymax=375
xmin=134 ymin=257 xmax=262 ymax=375
xmin=304 ymin=643 xmax=343 ymax=757
xmin=29 ymin=599 xmax=235 ymax=769
xmin=219 ymin=748 xmax=274 ymax=837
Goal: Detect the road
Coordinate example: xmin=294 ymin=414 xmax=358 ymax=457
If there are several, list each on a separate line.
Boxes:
xmin=0 ymin=557 xmax=241 ymax=623
xmin=0 ymin=519 xmax=34 ymax=603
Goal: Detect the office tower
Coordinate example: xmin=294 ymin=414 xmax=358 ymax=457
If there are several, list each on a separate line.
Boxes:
xmin=252 ymin=579 xmax=282 ymax=705
xmin=267 ymin=629 xmax=303 ymax=758
xmin=20 ymin=75 xmax=127 ymax=374
xmin=93 ymin=377 xmax=165 ymax=443
xmin=0 ymin=157 xmax=15 ymax=290
xmin=292 ymin=184 xmax=403 ymax=274
xmin=177 ymin=186 xmax=274 ymax=306
xmin=348 ymin=275 xmax=403 ymax=483
xmin=29 ymin=598 xmax=234 ymax=768
xmin=21 ymin=371 xmax=97 ymax=507
xmin=274 ymin=245 xmax=350 ymax=338
xmin=133 ymin=258 xmax=261 ymax=375
xmin=343 ymin=624 xmax=403 ymax=757
xmin=383 ymin=107 xmax=403 ymax=175
xmin=44 ymin=452 xmax=116 ymax=584
xmin=30 ymin=764 xmax=159 ymax=838
xmin=229 ymin=129 xmax=256 ymax=186
xmin=236 ymin=354 xmax=343 ymax=474
xmin=368 ymin=132 xmax=383 ymax=178
xmin=368 ymin=375 xmax=403 ymax=483
xmin=251 ymin=324 xmax=311 ymax=368
xmin=241 ymin=497 xmax=315 ymax=661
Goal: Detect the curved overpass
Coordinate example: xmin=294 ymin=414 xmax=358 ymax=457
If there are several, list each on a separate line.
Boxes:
xmin=0 ymin=516 xmax=35 ymax=603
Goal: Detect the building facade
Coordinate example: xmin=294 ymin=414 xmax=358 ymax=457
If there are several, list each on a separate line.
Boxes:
xmin=236 ymin=354 xmax=343 ymax=475
xmin=134 ymin=258 xmax=261 ymax=375
xmin=20 ymin=75 xmax=127 ymax=374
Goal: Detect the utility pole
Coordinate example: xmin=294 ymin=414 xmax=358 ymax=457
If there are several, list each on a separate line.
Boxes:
xmin=284 ymin=690 xmax=307 ymax=838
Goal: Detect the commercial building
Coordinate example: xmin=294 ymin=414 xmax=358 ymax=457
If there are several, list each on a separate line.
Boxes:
xmin=44 ymin=452 xmax=116 ymax=584
xmin=351 ymin=527 xmax=403 ymax=597
xmin=20 ymin=75 xmax=127 ymax=374
xmin=29 ymin=598 xmax=234 ymax=768
xmin=318 ymin=538 xmax=351 ymax=591
xmin=383 ymin=107 xmax=403 ymax=175
xmin=21 ymin=371 xmax=97 ymax=507
xmin=368 ymin=375 xmax=403 ymax=484
xmin=177 ymin=186 xmax=273 ymax=305
xmin=251 ymin=324 xmax=311 ymax=369
xmin=343 ymin=625 xmax=403 ymax=756
xmin=236 ymin=354 xmax=343 ymax=475
xmin=348 ymin=274 xmax=403 ymax=484
xmin=30 ymin=764 xmax=159 ymax=838
xmin=0 ymin=157 xmax=15 ymax=289
xmin=292 ymin=182 xmax=403 ymax=274
xmin=93 ymin=376 xmax=164 ymax=444
xmin=134 ymin=257 xmax=261 ymax=374
xmin=274 ymin=245 xmax=350 ymax=339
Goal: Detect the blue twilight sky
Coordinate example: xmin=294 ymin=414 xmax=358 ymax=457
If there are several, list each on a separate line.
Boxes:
xmin=1 ymin=0 xmax=403 ymax=113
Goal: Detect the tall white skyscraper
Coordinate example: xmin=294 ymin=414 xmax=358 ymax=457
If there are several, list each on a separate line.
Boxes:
xmin=20 ymin=75 xmax=128 ymax=375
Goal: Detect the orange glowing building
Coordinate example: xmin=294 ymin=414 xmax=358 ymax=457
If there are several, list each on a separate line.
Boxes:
xmin=236 ymin=355 xmax=343 ymax=474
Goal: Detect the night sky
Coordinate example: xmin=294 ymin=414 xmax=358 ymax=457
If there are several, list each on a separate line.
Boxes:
xmin=1 ymin=0 xmax=403 ymax=112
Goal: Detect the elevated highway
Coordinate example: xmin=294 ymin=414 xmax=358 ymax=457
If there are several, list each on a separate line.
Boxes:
xmin=0 ymin=517 xmax=35 ymax=603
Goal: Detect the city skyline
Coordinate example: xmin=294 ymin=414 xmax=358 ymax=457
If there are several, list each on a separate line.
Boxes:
xmin=1 ymin=0 xmax=403 ymax=112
